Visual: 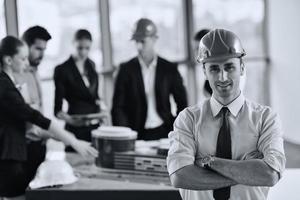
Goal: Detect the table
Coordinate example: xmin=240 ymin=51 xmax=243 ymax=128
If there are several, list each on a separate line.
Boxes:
xmin=26 ymin=178 xmax=181 ymax=200
xmin=26 ymin=153 xmax=181 ymax=200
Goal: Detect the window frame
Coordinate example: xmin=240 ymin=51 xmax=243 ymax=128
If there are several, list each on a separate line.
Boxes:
xmin=4 ymin=0 xmax=269 ymax=107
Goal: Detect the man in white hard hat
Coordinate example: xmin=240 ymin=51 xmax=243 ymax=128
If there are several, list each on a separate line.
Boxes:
xmin=167 ymin=29 xmax=285 ymax=200
xmin=111 ymin=18 xmax=187 ymax=140
xmin=193 ymin=29 xmax=246 ymax=102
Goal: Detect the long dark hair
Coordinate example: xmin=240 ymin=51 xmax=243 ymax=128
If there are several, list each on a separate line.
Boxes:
xmin=0 ymin=36 xmax=24 ymax=68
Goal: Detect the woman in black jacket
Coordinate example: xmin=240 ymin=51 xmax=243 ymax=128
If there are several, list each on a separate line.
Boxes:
xmin=54 ymin=29 xmax=103 ymax=144
xmin=0 ymin=36 xmax=98 ymax=199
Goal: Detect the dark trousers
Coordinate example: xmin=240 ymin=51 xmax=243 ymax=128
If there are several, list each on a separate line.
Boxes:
xmin=25 ymin=140 xmax=46 ymax=185
xmin=0 ymin=160 xmax=27 ymax=197
xmin=139 ymin=124 xmax=172 ymax=140
xmin=0 ymin=141 xmax=46 ymax=197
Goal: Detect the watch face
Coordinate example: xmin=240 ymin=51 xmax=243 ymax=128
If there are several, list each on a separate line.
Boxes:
xmin=202 ymin=156 xmax=211 ymax=164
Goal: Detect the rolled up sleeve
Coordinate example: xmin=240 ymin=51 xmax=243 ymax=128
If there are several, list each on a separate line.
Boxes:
xmin=257 ymin=108 xmax=286 ymax=178
xmin=167 ymin=108 xmax=197 ymax=175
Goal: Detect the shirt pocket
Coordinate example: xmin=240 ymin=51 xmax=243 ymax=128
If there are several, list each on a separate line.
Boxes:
xmin=233 ymin=122 xmax=260 ymax=159
xmin=195 ymin=123 xmax=219 ymax=158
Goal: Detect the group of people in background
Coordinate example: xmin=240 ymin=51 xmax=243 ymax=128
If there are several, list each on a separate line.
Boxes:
xmin=0 ymin=18 xmax=193 ymax=199
xmin=0 ymin=16 xmax=285 ymax=200
xmin=0 ymin=27 xmax=98 ymax=200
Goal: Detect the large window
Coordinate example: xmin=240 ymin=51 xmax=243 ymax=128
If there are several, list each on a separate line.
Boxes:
xmin=193 ymin=0 xmax=267 ymax=104
xmin=109 ymin=0 xmax=186 ymax=66
xmin=14 ymin=0 xmax=268 ymax=116
xmin=17 ymin=0 xmax=102 ymax=79
xmin=0 ymin=0 xmax=6 ymax=38
xmin=193 ymin=0 xmax=265 ymax=57
xmin=17 ymin=0 xmax=102 ymax=117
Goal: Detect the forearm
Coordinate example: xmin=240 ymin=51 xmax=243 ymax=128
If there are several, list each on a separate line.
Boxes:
xmin=56 ymin=111 xmax=74 ymax=125
xmin=209 ymin=157 xmax=279 ymax=186
xmin=38 ymin=129 xmax=60 ymax=141
xmin=48 ymin=121 xmax=77 ymax=146
xmin=46 ymin=119 xmax=98 ymax=157
xmin=170 ymin=164 xmax=237 ymax=190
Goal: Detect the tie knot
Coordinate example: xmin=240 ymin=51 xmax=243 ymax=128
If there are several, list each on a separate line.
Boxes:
xmin=221 ymin=107 xmax=229 ymax=116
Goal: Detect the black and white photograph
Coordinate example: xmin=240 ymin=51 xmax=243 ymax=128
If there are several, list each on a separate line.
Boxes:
xmin=0 ymin=0 xmax=299 ymax=200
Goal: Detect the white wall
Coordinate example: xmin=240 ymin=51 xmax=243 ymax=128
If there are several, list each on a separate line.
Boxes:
xmin=269 ymin=0 xmax=300 ymax=144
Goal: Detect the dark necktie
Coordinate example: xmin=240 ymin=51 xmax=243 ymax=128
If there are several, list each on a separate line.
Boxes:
xmin=213 ymin=107 xmax=232 ymax=200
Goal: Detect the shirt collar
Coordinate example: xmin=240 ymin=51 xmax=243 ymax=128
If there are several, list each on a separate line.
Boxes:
xmin=210 ymin=92 xmax=245 ymax=117
xmin=138 ymin=55 xmax=157 ymax=70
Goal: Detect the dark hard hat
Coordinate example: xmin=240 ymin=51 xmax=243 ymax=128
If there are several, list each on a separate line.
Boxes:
xmin=131 ymin=18 xmax=157 ymax=40
xmin=197 ymin=29 xmax=246 ymax=63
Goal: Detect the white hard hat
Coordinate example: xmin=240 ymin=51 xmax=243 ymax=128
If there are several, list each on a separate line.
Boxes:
xmin=29 ymin=151 xmax=78 ymax=189
xmin=197 ymin=29 xmax=246 ymax=63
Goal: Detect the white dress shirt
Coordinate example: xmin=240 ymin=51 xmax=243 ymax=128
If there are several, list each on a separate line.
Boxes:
xmin=14 ymin=66 xmax=45 ymax=141
xmin=167 ymin=93 xmax=286 ymax=200
xmin=138 ymin=56 xmax=163 ymax=129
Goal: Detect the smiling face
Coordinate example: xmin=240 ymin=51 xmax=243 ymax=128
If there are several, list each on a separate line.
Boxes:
xmin=203 ymin=57 xmax=244 ymax=104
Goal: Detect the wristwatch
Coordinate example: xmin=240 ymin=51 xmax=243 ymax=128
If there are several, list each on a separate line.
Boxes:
xmin=200 ymin=155 xmax=215 ymax=169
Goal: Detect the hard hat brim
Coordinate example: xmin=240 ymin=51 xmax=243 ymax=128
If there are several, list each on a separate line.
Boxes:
xmin=131 ymin=34 xmax=145 ymax=41
xmin=198 ymin=53 xmax=245 ymax=63
xmin=131 ymin=33 xmax=158 ymax=41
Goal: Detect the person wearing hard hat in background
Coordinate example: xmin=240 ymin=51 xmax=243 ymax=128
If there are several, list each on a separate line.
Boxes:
xmin=111 ymin=18 xmax=187 ymax=140
xmin=167 ymin=29 xmax=285 ymax=200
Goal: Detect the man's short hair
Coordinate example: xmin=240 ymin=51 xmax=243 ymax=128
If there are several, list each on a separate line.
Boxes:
xmin=194 ymin=29 xmax=210 ymax=42
xmin=22 ymin=26 xmax=52 ymax=46
xmin=74 ymin=29 xmax=92 ymax=41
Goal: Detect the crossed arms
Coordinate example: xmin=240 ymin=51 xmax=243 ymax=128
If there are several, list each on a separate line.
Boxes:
xmin=170 ymin=157 xmax=280 ymax=190
xmin=167 ymin=108 xmax=285 ymax=191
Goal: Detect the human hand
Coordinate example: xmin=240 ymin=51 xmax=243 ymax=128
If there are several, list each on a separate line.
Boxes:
xmin=96 ymin=99 xmax=108 ymax=111
xmin=66 ymin=115 xmax=87 ymax=127
xmin=196 ymin=155 xmax=215 ymax=168
xmin=57 ymin=111 xmax=87 ymax=127
xmin=71 ymin=139 xmax=98 ymax=157
xmin=26 ymin=124 xmax=44 ymax=141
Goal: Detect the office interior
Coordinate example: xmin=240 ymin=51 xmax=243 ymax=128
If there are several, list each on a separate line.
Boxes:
xmin=1 ymin=0 xmax=300 ymax=199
